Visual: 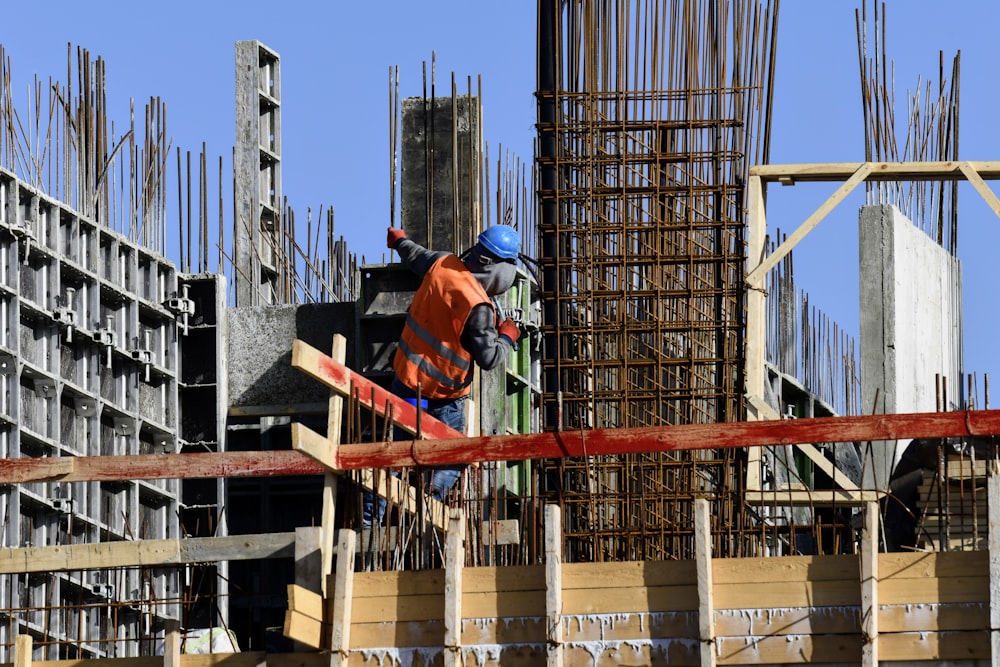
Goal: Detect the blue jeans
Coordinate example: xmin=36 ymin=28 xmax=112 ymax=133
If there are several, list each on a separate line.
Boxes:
xmin=361 ymin=379 xmax=467 ymax=528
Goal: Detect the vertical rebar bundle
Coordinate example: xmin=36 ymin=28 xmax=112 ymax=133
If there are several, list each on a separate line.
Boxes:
xmin=857 ymin=1 xmax=960 ymax=254
xmin=536 ymin=0 xmax=779 ymax=561
xmin=0 ymin=43 xmax=354 ymax=307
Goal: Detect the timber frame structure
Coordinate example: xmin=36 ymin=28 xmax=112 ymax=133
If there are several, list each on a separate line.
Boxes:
xmin=744 ymin=160 xmax=1000 ymax=506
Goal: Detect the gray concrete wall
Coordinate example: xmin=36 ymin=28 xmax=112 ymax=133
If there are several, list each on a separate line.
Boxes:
xmin=228 ymin=302 xmax=356 ymax=407
xmin=859 ymin=204 xmax=963 ymax=488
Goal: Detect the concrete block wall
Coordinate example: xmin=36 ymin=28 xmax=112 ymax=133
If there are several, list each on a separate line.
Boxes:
xmin=0 ymin=166 xmax=181 ymax=658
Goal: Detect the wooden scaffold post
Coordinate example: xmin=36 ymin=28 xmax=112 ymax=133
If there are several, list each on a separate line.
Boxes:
xmin=545 ymin=504 xmax=563 ymax=666
xmin=694 ymin=498 xmax=716 ymax=666
xmin=444 ymin=509 xmax=466 ymax=667
xmin=861 ymin=501 xmax=880 ymax=667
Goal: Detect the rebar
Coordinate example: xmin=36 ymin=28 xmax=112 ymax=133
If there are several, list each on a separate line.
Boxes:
xmin=535 ymin=0 xmax=779 ymax=561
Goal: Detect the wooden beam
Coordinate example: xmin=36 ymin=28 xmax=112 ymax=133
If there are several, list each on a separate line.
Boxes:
xmin=746 ymin=162 xmax=872 ymax=285
xmin=861 ymin=502 xmax=879 ymax=667
xmin=163 ymin=620 xmax=181 ymax=667
xmin=694 ymin=498 xmax=715 ymax=666
xmin=989 ymin=460 xmax=1000 ymax=666
xmin=444 ymin=509 xmax=465 ymax=667
xmin=291 ymin=339 xmax=463 ymax=440
xmin=283 ymin=584 xmax=326 ymax=649
xmin=0 ymin=450 xmax=324 ymax=484
xmin=795 ymin=442 xmax=860 ymax=491
xmin=749 ymin=160 xmax=1000 ymax=183
xmin=330 ymin=529 xmax=356 ymax=667
xmin=14 ymin=634 xmax=31 ymax=667
xmin=322 ymin=335 xmax=347 ymax=597
xmin=545 ymin=504 xmax=563 ymax=667
xmin=745 ymin=488 xmax=881 ymax=507
xmin=0 ymin=533 xmax=295 ymax=574
xmin=960 ymin=161 xmax=1000 ymax=220
xmin=325 ymin=409 xmax=1000 ymax=470
xmin=744 ymin=172 xmax=768 ymax=494
xmin=2 ymin=409 xmax=1000 ymax=482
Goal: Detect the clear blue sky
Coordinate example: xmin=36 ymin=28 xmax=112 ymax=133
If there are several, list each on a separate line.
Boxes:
xmin=1 ymin=1 xmax=998 ymax=403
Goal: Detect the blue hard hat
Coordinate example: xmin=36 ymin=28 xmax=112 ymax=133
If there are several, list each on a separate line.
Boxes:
xmin=477 ymin=225 xmax=520 ymax=260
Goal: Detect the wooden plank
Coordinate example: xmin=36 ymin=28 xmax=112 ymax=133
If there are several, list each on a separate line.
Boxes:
xmin=163 ymin=620 xmax=180 ymax=667
xmin=716 ymin=633 xmax=863 ymax=664
xmin=714 ymin=579 xmax=859 ymax=609
xmin=564 ymin=560 xmax=696 ymax=589
xmin=713 ymin=554 xmax=859 ymax=584
xmin=444 ymin=510 xmax=464 ymax=667
xmin=794 ymin=442 xmax=860 ymax=490
xmin=14 ymin=634 xmax=31 ymax=667
xmin=745 ymin=488 xmax=881 ymax=506
xmin=878 ymin=629 xmax=989 ymax=661
xmin=0 ymin=450 xmax=324 ymax=484
xmin=282 ymin=609 xmax=323 ymax=649
xmin=544 ymin=504 xmax=562 ymax=667
xmin=959 ymin=161 xmax=1000 ymax=220
xmin=291 ymin=339 xmax=463 ymax=440
xmin=330 ymin=529 xmax=356 ymax=667
xmin=350 ymin=617 xmax=546 ymax=649
xmin=287 ymin=583 xmax=325 ymax=621
xmin=744 ymin=172 xmax=767 ymax=492
xmin=3 ymin=409 xmax=1000 ymax=483
xmin=322 ymin=334 xmax=347 ymax=598
xmin=694 ymin=498 xmax=715 ymax=666
xmin=879 ymin=602 xmax=988 ymax=633
xmin=990 ymin=458 xmax=1000 ymax=666
xmin=351 ymin=565 xmax=543 ymax=599
xmin=39 ymin=655 xmax=327 ymax=667
xmin=328 ymin=408 xmax=1000 ymax=471
xmin=0 ymin=533 xmax=295 ymax=574
xmin=749 ymin=160 xmax=1000 ymax=183
xmin=715 ymin=605 xmax=855 ymax=637
xmin=248 ymin=603 xmax=1000 ymax=658
xmin=879 ymin=550 xmax=985 ymax=580
xmin=861 ymin=502 xmax=878 ymax=667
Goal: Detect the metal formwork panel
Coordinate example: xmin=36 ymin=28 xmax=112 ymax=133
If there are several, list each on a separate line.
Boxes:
xmin=0 ymin=171 xmax=182 ymax=657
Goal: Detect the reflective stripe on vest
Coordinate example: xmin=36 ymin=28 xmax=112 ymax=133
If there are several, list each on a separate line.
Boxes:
xmin=393 ymin=254 xmax=491 ymax=399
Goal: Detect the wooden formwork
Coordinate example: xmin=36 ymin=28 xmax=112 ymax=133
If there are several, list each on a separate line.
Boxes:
xmin=285 ymin=502 xmax=996 ymax=666
xmin=4 ymin=329 xmax=1000 ymax=664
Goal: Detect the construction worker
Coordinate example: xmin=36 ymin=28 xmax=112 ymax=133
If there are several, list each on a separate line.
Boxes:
xmin=361 ymin=225 xmax=523 ymax=527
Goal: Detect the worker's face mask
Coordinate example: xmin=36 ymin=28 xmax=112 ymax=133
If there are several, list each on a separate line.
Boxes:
xmin=465 ymin=252 xmax=517 ymax=296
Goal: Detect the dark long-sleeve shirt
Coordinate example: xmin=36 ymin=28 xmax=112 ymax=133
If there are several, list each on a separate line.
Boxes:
xmin=396 ymin=238 xmax=512 ymax=371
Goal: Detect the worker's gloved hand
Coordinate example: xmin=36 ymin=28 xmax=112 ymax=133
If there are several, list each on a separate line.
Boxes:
xmin=498 ymin=318 xmax=521 ymax=346
xmin=387 ymin=227 xmax=406 ymax=249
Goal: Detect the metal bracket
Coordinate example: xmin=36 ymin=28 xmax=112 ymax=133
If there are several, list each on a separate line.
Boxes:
xmin=164 ymin=284 xmax=195 ymax=335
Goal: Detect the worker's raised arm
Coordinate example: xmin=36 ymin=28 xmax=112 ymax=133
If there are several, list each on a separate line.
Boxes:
xmin=386 ymin=227 xmax=447 ymax=277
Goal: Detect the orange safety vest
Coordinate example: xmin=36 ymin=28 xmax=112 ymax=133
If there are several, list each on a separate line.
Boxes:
xmin=393 ymin=254 xmax=493 ymax=399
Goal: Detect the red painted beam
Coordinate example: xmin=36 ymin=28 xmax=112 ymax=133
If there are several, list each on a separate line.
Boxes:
xmin=329 ymin=409 xmax=1000 ymax=470
xmin=2 ymin=410 xmax=998 ymax=484
xmin=0 ymin=450 xmax=324 ymax=484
